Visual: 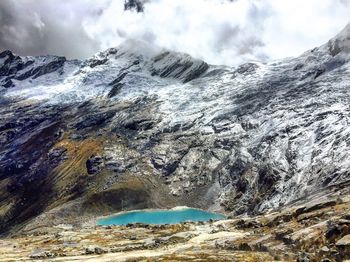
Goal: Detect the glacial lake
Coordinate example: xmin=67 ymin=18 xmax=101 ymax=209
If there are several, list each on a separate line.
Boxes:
xmin=97 ymin=208 xmax=226 ymax=226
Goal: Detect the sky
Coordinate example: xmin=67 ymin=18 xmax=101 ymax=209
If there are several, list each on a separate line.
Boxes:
xmin=0 ymin=0 xmax=350 ymax=66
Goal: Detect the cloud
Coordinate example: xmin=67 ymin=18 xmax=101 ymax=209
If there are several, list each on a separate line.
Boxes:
xmin=0 ymin=0 xmax=349 ymax=65
xmin=0 ymin=0 xmax=103 ymax=58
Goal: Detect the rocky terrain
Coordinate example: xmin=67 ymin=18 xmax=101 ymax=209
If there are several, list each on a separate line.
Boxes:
xmin=0 ymin=16 xmax=350 ymax=261
xmin=1 ymin=190 xmax=350 ymax=261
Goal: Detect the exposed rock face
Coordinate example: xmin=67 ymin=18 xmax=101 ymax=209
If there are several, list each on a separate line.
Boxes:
xmin=0 ymin=24 xmax=350 ymax=233
xmin=328 ymin=23 xmax=350 ymax=56
xmin=124 ymin=0 xmax=145 ymax=12
xmin=149 ymin=50 xmax=209 ymax=83
xmin=86 ymin=155 xmax=104 ymax=175
xmin=0 ymin=50 xmax=67 ymax=88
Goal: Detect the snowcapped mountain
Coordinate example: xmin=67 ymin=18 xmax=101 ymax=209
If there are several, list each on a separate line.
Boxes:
xmin=0 ymin=23 xmax=350 ymax=232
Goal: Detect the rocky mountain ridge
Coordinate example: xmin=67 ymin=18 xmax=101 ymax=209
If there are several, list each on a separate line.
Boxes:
xmin=0 ymin=23 xmax=350 ymax=234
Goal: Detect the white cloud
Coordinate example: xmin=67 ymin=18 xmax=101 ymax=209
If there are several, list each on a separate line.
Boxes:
xmin=83 ymin=0 xmax=269 ymax=65
xmin=261 ymin=0 xmax=350 ymax=59
xmin=82 ymin=0 xmax=350 ymax=65
xmin=1 ymin=0 xmax=350 ymax=66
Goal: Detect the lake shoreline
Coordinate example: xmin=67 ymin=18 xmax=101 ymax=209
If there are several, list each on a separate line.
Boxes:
xmin=95 ymin=207 xmax=227 ymax=226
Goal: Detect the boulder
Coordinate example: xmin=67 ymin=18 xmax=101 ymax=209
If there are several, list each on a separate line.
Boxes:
xmin=48 ymin=147 xmax=67 ymax=162
xmin=336 ymin=234 xmax=350 ymax=254
xmin=297 ymin=251 xmax=311 ymax=262
xmin=29 ymin=249 xmax=54 ymax=259
xmin=85 ymin=246 xmax=107 ymax=255
xmin=325 ymin=220 xmax=350 ymax=243
xmin=86 ymin=155 xmax=104 ymax=175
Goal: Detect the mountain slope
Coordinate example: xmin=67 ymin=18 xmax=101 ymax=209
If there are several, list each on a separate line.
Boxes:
xmin=0 ymin=24 xmax=350 ymax=233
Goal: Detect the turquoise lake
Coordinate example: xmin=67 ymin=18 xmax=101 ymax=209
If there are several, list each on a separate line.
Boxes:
xmin=97 ymin=208 xmax=226 ymax=226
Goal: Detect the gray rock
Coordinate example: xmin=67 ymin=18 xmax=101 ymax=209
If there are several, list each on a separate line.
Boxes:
xmin=336 ymin=234 xmax=350 ymax=253
xmin=48 ymin=147 xmax=67 ymax=161
xmin=85 ymin=246 xmax=107 ymax=255
xmin=297 ymin=251 xmax=310 ymax=262
xmin=320 ymin=246 xmax=330 ymax=253
xmin=124 ymin=0 xmax=144 ymax=12
xmin=75 ymin=111 xmax=116 ymax=130
xmin=86 ymin=155 xmax=104 ymax=175
xmin=129 ymin=236 xmax=137 ymax=240
xmin=29 ymin=249 xmax=54 ymax=259
xmin=108 ymin=83 xmax=124 ymax=98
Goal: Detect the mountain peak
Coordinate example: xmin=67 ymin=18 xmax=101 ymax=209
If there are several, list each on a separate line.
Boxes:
xmin=328 ymin=23 xmax=350 ymax=56
xmin=0 ymin=50 xmax=15 ymax=59
xmin=93 ymin=39 xmax=210 ymax=83
xmin=124 ymin=0 xmax=145 ymax=12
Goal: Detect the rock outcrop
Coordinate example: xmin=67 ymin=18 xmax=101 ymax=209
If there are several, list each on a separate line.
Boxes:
xmin=124 ymin=0 xmax=145 ymax=12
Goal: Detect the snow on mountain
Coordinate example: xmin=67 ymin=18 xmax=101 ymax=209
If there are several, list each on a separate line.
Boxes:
xmin=0 ymin=24 xmax=350 ymax=231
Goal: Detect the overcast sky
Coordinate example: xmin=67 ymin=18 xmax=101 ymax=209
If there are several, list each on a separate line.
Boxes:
xmin=0 ymin=0 xmax=350 ymax=65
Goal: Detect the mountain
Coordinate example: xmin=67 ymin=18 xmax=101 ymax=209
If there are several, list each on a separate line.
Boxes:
xmin=1 ymin=24 xmax=350 ymax=236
